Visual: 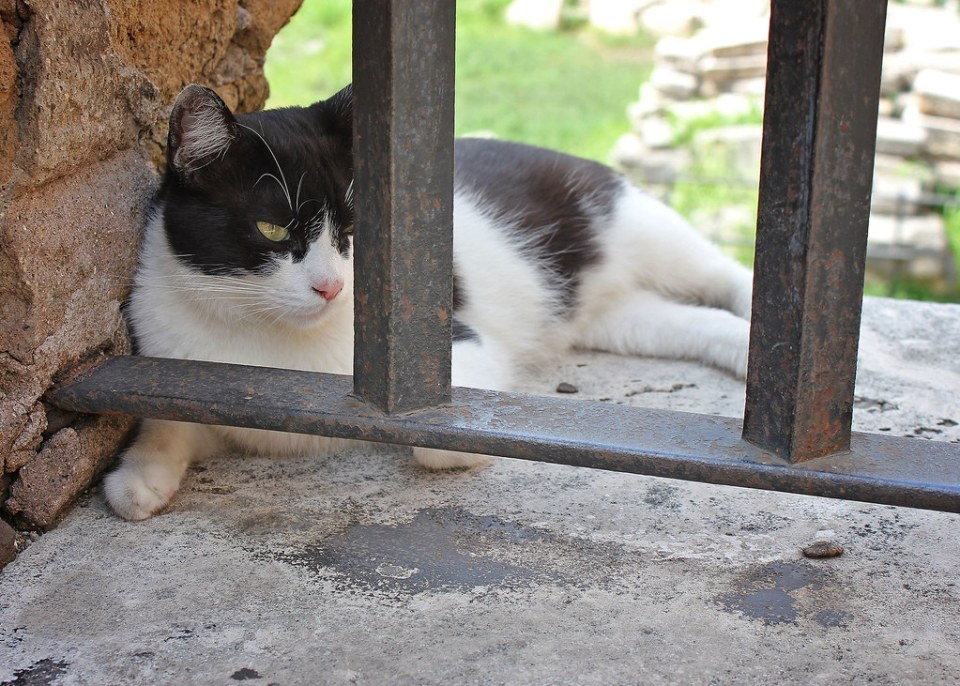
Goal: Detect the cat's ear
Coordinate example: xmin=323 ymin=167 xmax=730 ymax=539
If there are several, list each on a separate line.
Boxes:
xmin=167 ymin=85 xmax=239 ymax=178
xmin=315 ymin=83 xmax=353 ymax=142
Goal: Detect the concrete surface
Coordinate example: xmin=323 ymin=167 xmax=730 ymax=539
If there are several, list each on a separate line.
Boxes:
xmin=1 ymin=296 xmax=958 ymax=685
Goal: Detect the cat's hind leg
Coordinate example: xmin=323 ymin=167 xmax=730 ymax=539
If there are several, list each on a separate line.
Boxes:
xmin=576 ymin=290 xmax=750 ymax=378
xmin=103 ymin=419 xmax=220 ymax=520
xmin=411 ymin=337 xmax=508 ymax=470
xmin=603 ymin=188 xmax=754 ymax=321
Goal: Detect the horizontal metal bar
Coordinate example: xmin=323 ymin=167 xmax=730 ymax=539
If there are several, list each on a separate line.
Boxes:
xmin=48 ymin=356 xmax=960 ymax=513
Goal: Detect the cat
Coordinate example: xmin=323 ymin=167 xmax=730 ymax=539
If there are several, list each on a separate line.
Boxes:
xmin=104 ymin=83 xmax=754 ymax=520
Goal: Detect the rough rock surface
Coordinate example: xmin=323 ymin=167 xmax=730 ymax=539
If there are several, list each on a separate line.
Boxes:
xmin=1 ymin=0 xmax=302 ymax=535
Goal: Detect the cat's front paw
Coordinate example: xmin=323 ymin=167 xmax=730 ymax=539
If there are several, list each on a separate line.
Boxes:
xmin=103 ymin=463 xmax=179 ymax=521
xmin=733 ymin=293 xmax=752 ymax=322
xmin=712 ymin=317 xmax=751 ymax=379
xmin=413 ymin=446 xmax=493 ymax=471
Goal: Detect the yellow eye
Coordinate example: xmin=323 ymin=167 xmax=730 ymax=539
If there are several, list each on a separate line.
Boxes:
xmin=256 ymin=220 xmax=289 ymax=242
xmin=342 ymin=224 xmax=354 ymax=235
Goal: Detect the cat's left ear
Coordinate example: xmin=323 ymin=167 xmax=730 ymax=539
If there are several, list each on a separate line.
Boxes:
xmin=315 ymin=83 xmax=353 ymax=143
xmin=167 ymin=84 xmax=240 ymax=179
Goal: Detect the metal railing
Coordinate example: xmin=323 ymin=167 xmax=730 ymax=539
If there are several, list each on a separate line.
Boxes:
xmin=50 ymin=0 xmax=960 ymax=512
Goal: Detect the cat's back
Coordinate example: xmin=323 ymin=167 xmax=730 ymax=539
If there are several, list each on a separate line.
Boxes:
xmin=453 ymin=138 xmax=624 ymax=222
xmin=452 ymin=138 xmax=628 ymax=290
xmin=448 ymin=139 xmax=633 ymax=365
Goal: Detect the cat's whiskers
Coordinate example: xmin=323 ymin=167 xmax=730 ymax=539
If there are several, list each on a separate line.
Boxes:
xmin=232 ymin=301 xmax=306 ymax=327
xmin=304 ymin=209 xmax=328 ymax=240
xmin=138 ymin=273 xmax=282 ymax=314
xmin=230 ymin=304 xmax=285 ymax=325
xmin=254 ymin=172 xmax=290 ymax=206
xmin=239 ymin=122 xmax=293 ymax=211
xmin=298 ymin=198 xmax=325 ymax=216
xmin=140 ymin=275 xmax=270 ymax=293
xmin=294 ymin=172 xmax=307 ymax=215
xmin=150 ymin=271 xmax=324 ymax=326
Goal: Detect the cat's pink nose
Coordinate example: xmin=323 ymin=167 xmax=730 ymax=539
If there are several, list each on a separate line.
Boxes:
xmin=312 ymin=279 xmax=343 ymax=302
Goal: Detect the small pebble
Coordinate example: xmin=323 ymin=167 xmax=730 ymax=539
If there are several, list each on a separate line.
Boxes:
xmin=802 ymin=540 xmax=844 ymax=559
xmin=556 ymin=382 xmax=579 ymax=394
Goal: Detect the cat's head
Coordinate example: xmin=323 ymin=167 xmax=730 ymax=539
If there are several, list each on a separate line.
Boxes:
xmin=158 ymin=83 xmax=355 ymax=329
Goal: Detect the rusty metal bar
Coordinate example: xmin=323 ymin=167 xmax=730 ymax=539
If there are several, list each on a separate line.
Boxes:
xmin=744 ymin=0 xmax=888 ymax=462
xmin=48 ymin=357 xmax=960 ymax=512
xmin=352 ymin=0 xmax=456 ymax=413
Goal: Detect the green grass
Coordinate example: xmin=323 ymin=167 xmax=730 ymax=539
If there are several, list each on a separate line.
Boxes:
xmin=945 ymin=202 xmax=960 ymax=263
xmin=264 ymin=0 xmax=653 ymax=162
xmin=264 ymin=1 xmax=353 ymax=107
xmin=863 ymin=276 xmax=960 ymax=302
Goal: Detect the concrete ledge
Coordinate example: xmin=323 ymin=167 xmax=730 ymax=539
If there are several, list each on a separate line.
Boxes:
xmin=1 ymin=296 xmax=958 ymax=684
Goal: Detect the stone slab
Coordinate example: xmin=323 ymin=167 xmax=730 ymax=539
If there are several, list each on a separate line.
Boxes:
xmin=903 ymin=110 xmax=960 ymax=159
xmin=0 ymin=297 xmax=957 ymax=684
xmin=934 ymin=160 xmax=960 ymax=188
xmin=867 ymin=214 xmax=949 ymax=279
xmin=611 ymin=133 xmax=690 ymax=186
xmin=649 ymin=64 xmax=700 ymax=100
xmin=914 ymin=69 xmax=960 ymax=120
xmin=871 ymin=172 xmax=926 ymax=216
xmin=6 ymin=414 xmax=134 ymax=530
xmin=691 ymin=124 xmax=763 ymax=181
xmin=505 ymin=0 xmax=563 ymax=31
xmin=875 ymin=116 xmax=928 ymax=158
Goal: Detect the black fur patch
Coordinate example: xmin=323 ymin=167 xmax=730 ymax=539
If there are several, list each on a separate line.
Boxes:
xmin=162 ymin=86 xmax=354 ymax=276
xmin=453 ymin=138 xmax=621 ymax=307
xmin=452 ymin=317 xmax=479 ymax=342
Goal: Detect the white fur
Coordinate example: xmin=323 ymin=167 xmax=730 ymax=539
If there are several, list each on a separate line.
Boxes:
xmin=451 ymin=193 xmax=567 ymax=373
xmin=106 ymin=212 xmax=357 ymax=518
xmin=106 ymin=184 xmax=753 ymax=519
xmin=175 ymin=101 xmax=236 ymax=173
xmin=570 ymin=185 xmax=752 ymax=375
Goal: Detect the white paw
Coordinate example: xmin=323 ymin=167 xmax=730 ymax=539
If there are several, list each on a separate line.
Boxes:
xmin=732 ymin=287 xmax=753 ymax=322
xmin=733 ymin=346 xmax=749 ymax=380
xmin=721 ymin=332 xmax=750 ymax=380
xmin=717 ymin=318 xmax=751 ymax=379
xmin=413 ymin=447 xmax=493 ymax=471
xmin=103 ymin=463 xmax=179 ymax=521
xmin=727 ymin=268 xmax=754 ymax=321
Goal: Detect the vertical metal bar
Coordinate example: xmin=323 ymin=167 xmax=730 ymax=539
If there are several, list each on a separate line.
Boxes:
xmin=743 ymin=0 xmax=887 ymax=461
xmin=352 ymin=0 xmax=456 ymax=413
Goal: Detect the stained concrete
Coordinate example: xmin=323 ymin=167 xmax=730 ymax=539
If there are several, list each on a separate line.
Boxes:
xmin=1 ymin=296 xmax=958 ymax=685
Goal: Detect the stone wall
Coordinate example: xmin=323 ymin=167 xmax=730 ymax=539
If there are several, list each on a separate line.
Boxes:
xmin=0 ymin=0 xmax=302 ymax=543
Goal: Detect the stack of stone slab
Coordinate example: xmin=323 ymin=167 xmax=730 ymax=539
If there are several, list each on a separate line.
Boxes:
xmin=869 ymin=1 xmax=960 ymax=282
xmin=612 ymin=0 xmax=960 ymax=287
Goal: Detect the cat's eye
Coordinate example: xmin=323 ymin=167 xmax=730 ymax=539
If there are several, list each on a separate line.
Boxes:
xmin=256 ymin=220 xmax=289 ymax=242
xmin=342 ymin=224 xmax=354 ymax=235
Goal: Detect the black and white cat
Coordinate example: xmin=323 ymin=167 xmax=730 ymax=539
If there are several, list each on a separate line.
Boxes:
xmin=104 ymin=84 xmax=753 ymax=520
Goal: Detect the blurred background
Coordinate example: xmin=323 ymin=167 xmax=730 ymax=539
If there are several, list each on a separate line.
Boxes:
xmin=265 ymin=0 xmax=960 ymax=303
